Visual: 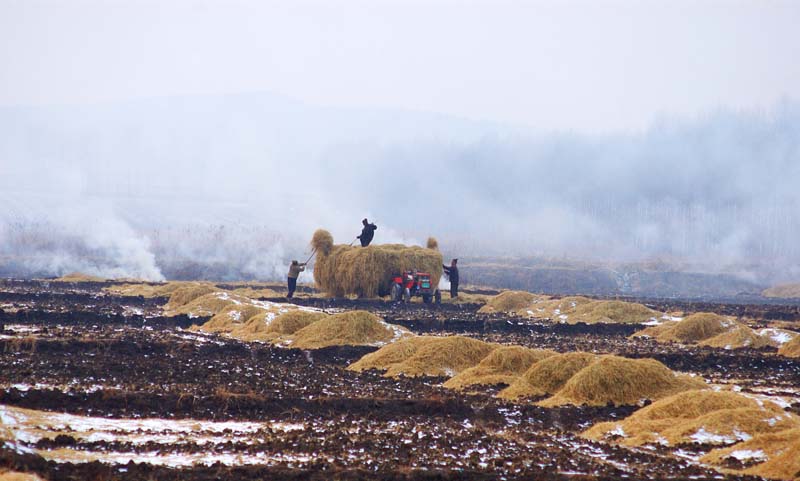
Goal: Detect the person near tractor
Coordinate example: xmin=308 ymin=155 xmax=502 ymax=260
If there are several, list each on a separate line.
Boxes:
xmin=443 ymin=258 xmax=459 ymax=298
xmin=287 ymin=260 xmax=306 ymax=298
xmin=357 ymin=218 xmax=377 ymax=247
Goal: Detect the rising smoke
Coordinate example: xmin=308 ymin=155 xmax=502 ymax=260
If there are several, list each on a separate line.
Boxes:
xmin=0 ymin=94 xmax=798 ymax=283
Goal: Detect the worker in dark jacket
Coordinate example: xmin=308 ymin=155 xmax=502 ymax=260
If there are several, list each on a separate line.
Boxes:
xmin=443 ymin=258 xmax=459 ymax=298
xmin=287 ymin=260 xmax=306 ymax=298
xmin=357 ymin=218 xmax=377 ymax=247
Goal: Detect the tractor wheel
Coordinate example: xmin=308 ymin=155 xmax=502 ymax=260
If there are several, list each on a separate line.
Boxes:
xmin=422 ymin=294 xmax=431 ymax=304
xmin=403 ymin=288 xmax=411 ymax=304
xmin=391 ymin=284 xmax=403 ymax=302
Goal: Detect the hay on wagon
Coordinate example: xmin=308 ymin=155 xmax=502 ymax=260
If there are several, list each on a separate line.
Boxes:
xmin=443 ymin=346 xmax=556 ymax=390
xmin=538 ymin=355 xmax=707 ymax=407
xmin=498 ymin=351 xmax=599 ymax=400
xmin=311 ymin=229 xmax=443 ymax=298
xmin=583 ymin=390 xmax=798 ymax=447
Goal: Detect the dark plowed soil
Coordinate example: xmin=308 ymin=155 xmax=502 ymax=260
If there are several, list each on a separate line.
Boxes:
xmin=1 ymin=280 xmax=798 ymax=481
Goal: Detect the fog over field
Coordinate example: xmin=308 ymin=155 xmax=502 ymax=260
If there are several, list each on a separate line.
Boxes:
xmin=1 ymin=0 xmax=798 ymax=285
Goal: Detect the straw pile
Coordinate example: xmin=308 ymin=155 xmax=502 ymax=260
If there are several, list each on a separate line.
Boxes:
xmin=164 ymin=284 xmax=220 ymax=312
xmin=583 ymin=390 xmax=798 ymax=447
xmin=0 ymin=472 xmax=45 ymax=481
xmin=194 ymin=303 xmax=267 ymax=334
xmin=231 ymin=309 xmax=328 ymax=342
xmin=426 ymin=237 xmax=439 ymax=250
xmin=53 ymin=272 xmax=106 ymax=282
xmin=348 ymin=335 xmax=498 ymax=378
xmin=538 ymin=355 xmax=707 ymax=407
xmin=290 ymin=310 xmax=409 ymax=349
xmin=498 ymin=351 xmax=599 ymax=400
xmin=166 ymin=291 xmax=248 ymax=317
xmin=443 ymin=346 xmax=557 ymax=390
xmin=763 ymin=283 xmax=800 ymax=299
xmin=520 ymin=296 xmax=594 ymax=319
xmin=703 ymin=428 xmax=800 ymax=481
xmin=567 ymin=301 xmax=658 ymax=324
xmin=311 ymin=229 xmax=443 ymax=298
xmin=633 ymin=312 xmax=773 ymax=349
xmin=779 ymin=335 xmax=800 ymax=358
xmin=230 ymin=287 xmax=282 ymax=298
xmin=478 ymin=291 xmax=548 ymax=314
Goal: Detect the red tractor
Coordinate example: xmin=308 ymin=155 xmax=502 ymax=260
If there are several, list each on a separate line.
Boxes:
xmin=390 ymin=270 xmax=441 ymax=304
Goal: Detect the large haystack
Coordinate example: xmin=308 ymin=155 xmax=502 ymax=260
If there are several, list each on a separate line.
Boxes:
xmin=778 ymin=335 xmax=800 ymax=358
xmin=521 ymin=296 xmax=594 ymax=320
xmin=568 ymin=300 xmax=658 ymax=324
xmin=311 ymin=229 xmax=443 ymax=298
xmin=498 ymin=351 xmax=599 ymax=400
xmin=703 ymin=428 xmax=800 ymax=481
xmin=348 ymin=335 xmax=497 ymax=378
xmin=539 ymin=355 xmax=706 ymax=407
xmin=426 ymin=237 xmax=439 ymax=250
xmin=231 ymin=309 xmax=328 ymax=342
xmin=763 ymin=283 xmax=800 ymax=299
xmin=443 ymin=346 xmax=556 ymax=390
xmin=478 ymin=291 xmax=548 ymax=314
xmin=633 ymin=312 xmax=772 ymax=349
xmin=290 ymin=310 xmax=408 ymax=349
xmin=584 ymin=390 xmax=798 ymax=448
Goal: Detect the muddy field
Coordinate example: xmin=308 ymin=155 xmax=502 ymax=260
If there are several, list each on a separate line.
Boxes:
xmin=1 ymin=279 xmax=799 ymax=480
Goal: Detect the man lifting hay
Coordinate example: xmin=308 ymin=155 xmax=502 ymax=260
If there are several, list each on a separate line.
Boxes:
xmin=357 ymin=218 xmax=377 ymax=247
xmin=287 ymin=260 xmax=306 ymax=298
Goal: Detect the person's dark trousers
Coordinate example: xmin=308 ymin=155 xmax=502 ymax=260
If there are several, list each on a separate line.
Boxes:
xmin=287 ymin=277 xmax=297 ymax=298
xmin=450 ymin=282 xmax=458 ymax=298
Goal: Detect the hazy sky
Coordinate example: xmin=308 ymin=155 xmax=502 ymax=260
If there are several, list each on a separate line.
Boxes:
xmin=2 ymin=0 xmax=799 ymax=131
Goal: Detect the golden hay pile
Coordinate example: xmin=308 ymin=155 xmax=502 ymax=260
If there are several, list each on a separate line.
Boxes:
xmin=230 ymin=287 xmax=282 ymax=298
xmin=477 ymin=291 xmax=548 ymax=314
xmin=443 ymin=346 xmax=557 ymax=390
xmin=426 ymin=237 xmax=439 ymax=250
xmin=169 ymin=291 xmax=251 ymax=318
xmin=193 ymin=303 xmax=267 ymax=334
xmin=520 ymin=296 xmax=594 ymax=319
xmin=498 ymin=351 xmax=599 ymax=400
xmin=164 ymin=284 xmax=220 ymax=312
xmin=53 ymin=272 xmax=106 ymax=282
xmin=290 ymin=310 xmax=408 ymax=349
xmin=583 ymin=390 xmax=798 ymax=448
xmin=0 ymin=472 xmax=45 ymax=481
xmin=779 ymin=335 xmax=800 ymax=358
xmin=311 ymin=229 xmax=443 ymax=298
xmin=232 ymin=310 xmax=328 ymax=342
xmin=763 ymin=283 xmax=800 ymax=299
xmin=633 ymin=312 xmax=773 ymax=349
xmin=703 ymin=428 xmax=800 ymax=481
xmin=348 ymin=335 xmax=497 ymax=378
xmin=104 ymin=281 xmax=190 ymax=298
xmin=567 ymin=301 xmax=658 ymax=324
xmin=538 ymin=355 xmax=707 ymax=407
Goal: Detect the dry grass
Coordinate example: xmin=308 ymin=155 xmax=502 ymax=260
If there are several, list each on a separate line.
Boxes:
xmin=539 ymin=355 xmax=707 ymax=407
xmin=230 ymin=287 xmax=282 ymax=299
xmin=763 ymin=283 xmax=800 ymax=299
xmin=193 ymin=303 xmax=266 ymax=334
xmin=103 ymin=281 xmax=197 ymax=298
xmin=290 ymin=310 xmax=408 ymax=349
xmin=232 ymin=310 xmax=328 ymax=342
xmin=779 ymin=335 xmax=800 ymax=358
xmin=168 ymin=291 xmax=249 ymax=317
xmin=164 ymin=284 xmax=219 ymax=311
xmin=584 ymin=390 xmax=798 ymax=448
xmin=634 ymin=312 xmax=773 ymax=350
xmin=520 ymin=296 xmax=593 ymax=319
xmin=311 ymin=229 xmax=443 ymax=298
xmin=348 ymin=335 xmax=498 ymax=378
xmin=426 ymin=237 xmax=439 ymax=250
xmin=567 ymin=300 xmax=658 ymax=324
xmin=52 ymin=272 xmax=105 ymax=282
xmin=0 ymin=472 xmax=45 ymax=481
xmin=443 ymin=346 xmax=557 ymax=390
xmin=498 ymin=351 xmax=599 ymax=400
xmin=703 ymin=428 xmax=800 ymax=481
xmin=478 ymin=290 xmax=548 ymax=314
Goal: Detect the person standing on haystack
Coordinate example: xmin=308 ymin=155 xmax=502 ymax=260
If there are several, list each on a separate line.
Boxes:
xmin=287 ymin=260 xmax=306 ymax=299
xmin=357 ymin=218 xmax=377 ymax=247
xmin=443 ymin=258 xmax=459 ymax=298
